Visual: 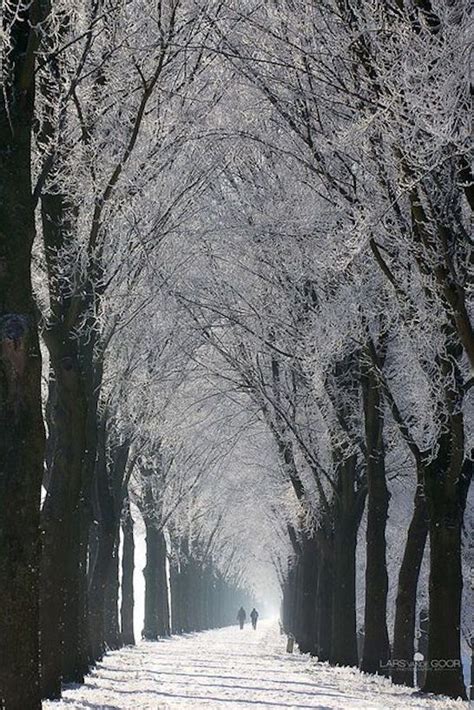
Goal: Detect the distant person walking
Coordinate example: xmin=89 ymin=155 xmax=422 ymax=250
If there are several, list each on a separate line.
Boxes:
xmin=237 ymin=607 xmax=246 ymax=629
xmin=250 ymin=608 xmax=259 ymax=630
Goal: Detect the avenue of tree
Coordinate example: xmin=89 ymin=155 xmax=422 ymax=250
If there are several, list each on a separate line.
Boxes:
xmin=0 ymin=1 xmax=472 ymax=709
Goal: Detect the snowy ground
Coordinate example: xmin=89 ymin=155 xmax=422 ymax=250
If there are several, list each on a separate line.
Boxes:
xmin=45 ymin=621 xmax=469 ymax=710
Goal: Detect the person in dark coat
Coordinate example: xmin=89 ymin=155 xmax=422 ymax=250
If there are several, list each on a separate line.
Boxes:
xmin=237 ymin=606 xmax=246 ymax=629
xmin=250 ymin=608 xmax=259 ymax=630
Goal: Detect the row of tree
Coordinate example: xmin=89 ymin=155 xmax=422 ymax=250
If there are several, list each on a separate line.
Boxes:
xmin=167 ymin=0 xmax=473 ymax=700
xmin=0 ymin=0 xmax=472 ymax=708
xmin=0 ymin=1 xmax=242 ymax=707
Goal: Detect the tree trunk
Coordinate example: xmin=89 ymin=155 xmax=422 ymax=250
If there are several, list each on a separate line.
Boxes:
xmin=121 ymin=500 xmax=135 ymax=646
xmin=416 ymin=608 xmax=429 ymax=688
xmin=281 ymin=562 xmax=298 ymax=635
xmin=86 ymin=419 xmax=129 ymax=661
xmin=179 ymin=564 xmax=189 ymax=633
xmin=104 ymin=540 xmax=122 ymax=650
xmin=39 ymin=161 xmax=104 ymax=694
xmin=201 ymin=568 xmax=207 ymax=631
xmin=143 ymin=520 xmax=161 ymax=639
xmin=60 ymin=357 xmax=102 ymax=681
xmin=421 ymin=382 xmax=469 ymax=700
xmin=39 ymin=337 xmax=86 ymax=699
xmin=180 ymin=559 xmax=192 ymax=632
xmin=361 ymin=361 xmax=390 ymax=675
xmin=314 ymin=532 xmax=333 ymax=662
xmin=292 ymin=559 xmax=303 ymax=641
xmin=294 ymin=534 xmax=319 ymax=655
xmin=196 ymin=566 xmax=205 ymax=631
xmin=0 ymin=4 xmax=45 ymax=709
xmin=331 ymin=516 xmax=359 ymax=666
xmin=470 ymin=640 xmax=474 ymax=701
xmin=61 ymin=507 xmax=88 ymax=683
xmin=422 ymin=486 xmax=466 ymax=698
xmin=392 ymin=483 xmax=428 ymax=686
xmin=170 ymin=561 xmax=180 ymax=634
xmin=88 ymin=529 xmax=109 ymax=660
xmin=88 ymin=467 xmax=119 ymax=662
xmin=158 ymin=532 xmax=171 ymax=637
xmin=330 ymin=454 xmax=365 ymax=668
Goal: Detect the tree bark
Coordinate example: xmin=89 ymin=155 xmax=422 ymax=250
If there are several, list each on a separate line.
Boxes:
xmin=392 ymin=483 xmax=428 ymax=686
xmin=361 ymin=359 xmax=390 ymax=675
xmin=422 ymin=447 xmax=467 ymax=699
xmin=180 ymin=562 xmax=191 ymax=633
xmin=0 ymin=3 xmax=45 ymax=707
xmin=314 ymin=531 xmax=333 ymax=662
xmin=294 ymin=534 xmax=319 ymax=655
xmin=39 ymin=333 xmax=87 ymax=698
xmin=421 ymin=368 xmax=469 ymax=699
xmin=143 ymin=520 xmax=161 ymax=639
xmin=422 ymin=512 xmax=465 ymax=698
xmin=330 ymin=455 xmax=366 ymax=668
xmin=470 ymin=640 xmax=474 ymax=701
xmin=61 ymin=507 xmax=88 ymax=684
xmin=88 ymin=524 xmax=113 ymax=660
xmin=170 ymin=561 xmax=181 ymax=634
xmin=63 ymin=381 xmax=101 ymax=678
xmin=281 ymin=562 xmax=298 ymax=635
xmin=331 ymin=517 xmax=359 ymax=667
xmin=158 ymin=532 xmax=171 ymax=637
xmin=121 ymin=499 xmax=135 ymax=646
xmin=104 ymin=540 xmax=122 ymax=650
xmin=87 ymin=433 xmax=120 ymax=662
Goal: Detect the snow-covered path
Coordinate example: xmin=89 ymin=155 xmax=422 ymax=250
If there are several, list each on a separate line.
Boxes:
xmin=45 ymin=622 xmax=467 ymax=710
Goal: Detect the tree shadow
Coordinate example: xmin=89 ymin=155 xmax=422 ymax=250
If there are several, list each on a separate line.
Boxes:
xmin=57 ymin=700 xmax=122 ymax=710
xmin=81 ymin=671 xmax=359 ymax=706
xmin=103 ymin=686 xmax=335 ymax=709
xmin=97 ymin=666 xmax=340 ymax=691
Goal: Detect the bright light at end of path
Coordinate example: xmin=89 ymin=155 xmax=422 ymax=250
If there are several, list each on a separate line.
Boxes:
xmin=264 ymin=606 xmax=280 ymax=621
